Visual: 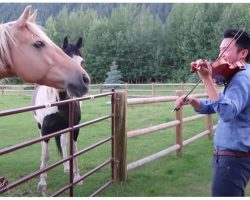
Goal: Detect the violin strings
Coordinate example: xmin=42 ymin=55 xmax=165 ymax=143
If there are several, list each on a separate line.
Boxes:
xmin=223 ymin=28 xmax=246 ymax=69
xmin=237 ymin=28 xmax=247 ymax=69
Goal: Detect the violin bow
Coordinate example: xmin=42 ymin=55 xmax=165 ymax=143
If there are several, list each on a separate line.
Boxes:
xmin=217 ymin=28 xmax=246 ymax=68
xmin=172 ymin=28 xmax=245 ymax=112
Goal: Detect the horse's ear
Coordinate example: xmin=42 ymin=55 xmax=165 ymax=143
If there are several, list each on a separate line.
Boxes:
xmin=16 ymin=5 xmax=32 ymax=27
xmin=63 ymin=36 xmax=68 ymax=49
xmin=76 ymin=37 xmax=83 ymax=49
xmin=28 ymin=9 xmax=37 ymax=23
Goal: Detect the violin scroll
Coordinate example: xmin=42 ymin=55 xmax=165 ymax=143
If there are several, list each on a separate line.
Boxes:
xmin=191 ymin=59 xmax=210 ymax=73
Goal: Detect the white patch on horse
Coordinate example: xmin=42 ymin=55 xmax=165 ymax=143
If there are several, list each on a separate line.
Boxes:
xmin=33 ymin=85 xmax=59 ymax=125
xmin=72 ymin=55 xmax=84 ymax=108
xmin=72 ymin=55 xmax=83 ymax=65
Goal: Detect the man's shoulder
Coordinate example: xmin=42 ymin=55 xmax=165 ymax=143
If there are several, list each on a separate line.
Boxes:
xmin=229 ymin=67 xmax=250 ymax=87
xmin=235 ymin=65 xmax=250 ymax=79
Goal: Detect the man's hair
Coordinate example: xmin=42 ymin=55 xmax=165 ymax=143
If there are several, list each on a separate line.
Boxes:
xmin=224 ymin=28 xmax=250 ymax=61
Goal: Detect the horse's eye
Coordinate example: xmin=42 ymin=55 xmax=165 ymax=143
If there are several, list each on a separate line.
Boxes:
xmin=33 ymin=41 xmax=45 ymax=49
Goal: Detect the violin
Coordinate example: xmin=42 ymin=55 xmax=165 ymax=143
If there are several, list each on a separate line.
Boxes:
xmin=172 ymin=59 xmax=245 ymax=112
xmin=191 ymin=58 xmax=245 ymax=84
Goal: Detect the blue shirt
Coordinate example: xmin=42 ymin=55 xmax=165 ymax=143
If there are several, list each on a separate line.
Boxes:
xmin=197 ymin=64 xmax=250 ymax=152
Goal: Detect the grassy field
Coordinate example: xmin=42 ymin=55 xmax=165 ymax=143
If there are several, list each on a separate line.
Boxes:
xmin=0 ymin=93 xmax=249 ymax=197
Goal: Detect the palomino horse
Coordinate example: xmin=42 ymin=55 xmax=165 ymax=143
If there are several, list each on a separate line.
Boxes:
xmin=0 ymin=5 xmax=90 ymax=97
xmin=32 ymin=37 xmax=85 ymax=194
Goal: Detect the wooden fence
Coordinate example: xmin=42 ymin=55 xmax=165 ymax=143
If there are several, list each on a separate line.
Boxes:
xmin=0 ymin=86 xmax=217 ymax=194
xmin=0 ymin=83 xmax=209 ymax=97
xmin=113 ymin=90 xmax=216 ymax=180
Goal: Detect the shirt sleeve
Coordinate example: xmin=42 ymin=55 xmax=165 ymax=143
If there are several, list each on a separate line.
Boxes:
xmin=197 ymin=98 xmax=216 ymax=114
xmin=212 ymin=73 xmax=250 ymax=122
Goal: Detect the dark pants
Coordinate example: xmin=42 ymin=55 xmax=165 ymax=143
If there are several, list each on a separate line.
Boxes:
xmin=212 ymin=155 xmax=250 ymax=196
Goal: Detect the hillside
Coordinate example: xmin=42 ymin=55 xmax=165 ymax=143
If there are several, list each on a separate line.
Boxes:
xmin=0 ymin=3 xmax=173 ymax=24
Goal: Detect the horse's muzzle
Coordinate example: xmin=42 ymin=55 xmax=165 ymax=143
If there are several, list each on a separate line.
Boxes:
xmin=67 ymin=74 xmax=90 ymax=97
xmin=82 ymin=74 xmax=90 ymax=87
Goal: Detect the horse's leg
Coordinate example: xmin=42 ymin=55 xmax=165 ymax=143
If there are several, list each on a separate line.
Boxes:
xmin=73 ymin=141 xmax=83 ymax=185
xmin=38 ymin=141 xmax=49 ymax=195
xmin=61 ymin=133 xmax=70 ymax=173
xmin=72 ymin=129 xmax=83 ymax=185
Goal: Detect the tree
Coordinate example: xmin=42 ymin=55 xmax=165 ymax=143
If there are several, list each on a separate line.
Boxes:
xmin=44 ymin=4 xmax=172 ymax=83
xmin=215 ymin=4 xmax=250 ymax=33
xmin=164 ymin=3 xmax=230 ymax=82
xmin=104 ymin=61 xmax=123 ymax=86
xmin=164 ymin=4 xmax=188 ymax=82
xmin=42 ymin=3 xmax=250 ymax=84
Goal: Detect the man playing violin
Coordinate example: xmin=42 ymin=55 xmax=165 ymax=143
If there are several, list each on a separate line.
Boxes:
xmin=175 ymin=28 xmax=250 ymax=196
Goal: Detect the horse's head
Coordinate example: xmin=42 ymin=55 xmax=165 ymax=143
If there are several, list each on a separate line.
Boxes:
xmin=62 ymin=36 xmax=85 ymax=68
xmin=0 ymin=5 xmax=90 ymax=97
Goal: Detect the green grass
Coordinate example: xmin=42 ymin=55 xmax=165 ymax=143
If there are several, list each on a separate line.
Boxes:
xmin=1 ymin=94 xmax=249 ymax=197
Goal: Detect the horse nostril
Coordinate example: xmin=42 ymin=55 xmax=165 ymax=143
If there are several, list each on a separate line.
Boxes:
xmin=83 ymin=74 xmax=90 ymax=85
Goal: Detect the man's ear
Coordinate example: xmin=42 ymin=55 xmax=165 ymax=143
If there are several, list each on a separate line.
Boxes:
xmin=240 ymin=49 xmax=249 ymax=60
xmin=16 ymin=5 xmax=32 ymax=28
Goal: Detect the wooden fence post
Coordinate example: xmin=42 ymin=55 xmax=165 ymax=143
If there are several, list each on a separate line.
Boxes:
xmin=175 ymin=90 xmax=183 ymax=156
xmin=1 ymin=86 xmax=4 ymax=95
xmin=100 ymin=83 xmax=103 ymax=94
xmin=180 ymin=81 xmax=184 ymax=91
xmin=113 ymin=91 xmax=127 ymax=182
xmin=152 ymin=82 xmax=156 ymax=96
xmin=0 ymin=176 xmax=8 ymax=188
xmin=125 ymin=83 xmax=128 ymax=96
xmin=206 ymin=114 xmax=213 ymax=139
xmin=18 ymin=85 xmax=22 ymax=96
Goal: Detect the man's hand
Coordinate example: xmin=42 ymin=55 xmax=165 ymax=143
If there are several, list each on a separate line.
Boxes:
xmin=175 ymin=95 xmax=194 ymax=110
xmin=175 ymin=95 xmax=201 ymax=112
xmin=191 ymin=59 xmax=212 ymax=80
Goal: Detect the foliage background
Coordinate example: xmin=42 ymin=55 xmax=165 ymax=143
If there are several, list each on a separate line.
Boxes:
xmin=1 ymin=3 xmax=250 ymax=83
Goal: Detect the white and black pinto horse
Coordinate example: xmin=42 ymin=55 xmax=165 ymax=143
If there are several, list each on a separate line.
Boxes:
xmin=32 ymin=37 xmax=87 ymax=193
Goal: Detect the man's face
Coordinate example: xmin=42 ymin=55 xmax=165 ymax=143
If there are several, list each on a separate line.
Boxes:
xmin=219 ymin=38 xmax=247 ymax=65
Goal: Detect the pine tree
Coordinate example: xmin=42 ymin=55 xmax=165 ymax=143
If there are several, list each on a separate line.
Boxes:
xmin=104 ymin=61 xmax=123 ymax=88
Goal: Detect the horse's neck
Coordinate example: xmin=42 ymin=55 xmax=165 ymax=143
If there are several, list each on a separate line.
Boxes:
xmin=46 ymin=87 xmax=60 ymax=102
xmin=58 ymin=91 xmax=69 ymax=101
xmin=34 ymin=86 xmax=69 ymax=105
xmin=0 ymin=61 xmax=15 ymax=78
xmin=0 ymin=62 xmax=8 ymax=78
xmin=33 ymin=85 xmax=59 ymax=104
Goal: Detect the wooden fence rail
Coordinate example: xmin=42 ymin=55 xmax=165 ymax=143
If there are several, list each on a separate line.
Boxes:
xmin=1 ymin=85 xmax=216 ymax=188
xmin=113 ymin=90 xmax=215 ymax=180
xmin=0 ymin=83 xmax=210 ymax=97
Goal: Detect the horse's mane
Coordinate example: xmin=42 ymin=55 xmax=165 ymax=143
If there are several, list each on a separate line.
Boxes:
xmin=0 ymin=21 xmax=55 ymax=69
xmin=0 ymin=22 xmax=16 ymax=68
